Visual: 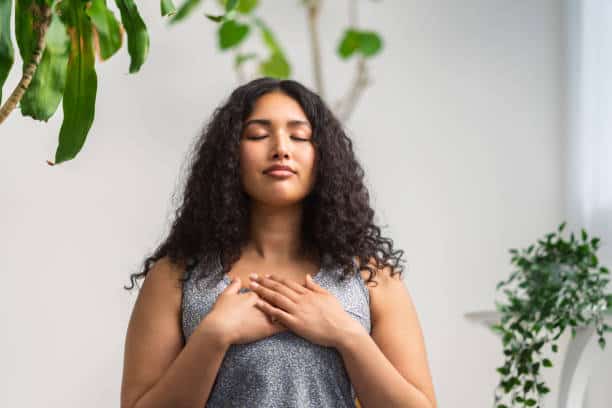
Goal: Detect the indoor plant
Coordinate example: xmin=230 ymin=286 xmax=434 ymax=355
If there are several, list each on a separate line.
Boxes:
xmin=492 ymin=221 xmax=612 ymax=407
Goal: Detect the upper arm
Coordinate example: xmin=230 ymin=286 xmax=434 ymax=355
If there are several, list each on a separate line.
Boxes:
xmin=121 ymin=257 xmax=186 ymax=408
xmin=360 ymin=261 xmax=437 ymax=408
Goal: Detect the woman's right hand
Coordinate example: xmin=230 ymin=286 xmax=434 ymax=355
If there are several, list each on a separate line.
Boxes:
xmin=202 ymin=277 xmax=288 ymax=345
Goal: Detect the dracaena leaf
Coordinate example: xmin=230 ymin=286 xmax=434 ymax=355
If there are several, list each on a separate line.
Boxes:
xmin=114 ymin=0 xmax=149 ymax=73
xmin=160 ymin=0 xmax=176 ymax=17
xmin=20 ymin=12 xmax=70 ymax=121
xmin=0 ymin=0 xmax=14 ymax=104
xmin=168 ymin=0 xmax=203 ymax=24
xmin=54 ymin=0 xmax=97 ymax=164
xmin=87 ymin=0 xmax=123 ymax=60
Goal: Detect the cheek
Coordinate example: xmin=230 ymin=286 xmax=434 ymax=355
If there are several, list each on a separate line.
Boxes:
xmin=299 ymin=148 xmax=316 ymax=174
xmin=239 ymin=146 xmax=259 ymax=174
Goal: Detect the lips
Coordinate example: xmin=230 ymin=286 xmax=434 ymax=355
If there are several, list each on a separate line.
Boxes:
xmin=265 ymin=169 xmax=294 ymax=178
xmin=264 ymin=164 xmax=295 ymax=174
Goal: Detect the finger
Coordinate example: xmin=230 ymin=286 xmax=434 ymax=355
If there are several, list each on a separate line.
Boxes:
xmin=266 ymin=274 xmax=308 ymax=295
xmin=250 ymin=280 xmax=297 ymax=312
xmin=305 ymin=274 xmax=324 ymax=292
xmin=255 ymin=275 xmax=303 ymax=301
xmin=255 ymin=299 xmax=295 ymax=327
xmin=225 ymin=277 xmax=242 ymax=294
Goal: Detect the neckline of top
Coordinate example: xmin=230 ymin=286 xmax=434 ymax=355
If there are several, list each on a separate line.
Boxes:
xmin=221 ymin=261 xmax=326 ymax=287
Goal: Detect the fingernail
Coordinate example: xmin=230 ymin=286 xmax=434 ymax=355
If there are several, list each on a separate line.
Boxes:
xmin=250 ymin=281 xmax=259 ymax=288
xmin=265 ymin=274 xmax=272 ymax=278
xmin=249 ymin=273 xmax=258 ymax=280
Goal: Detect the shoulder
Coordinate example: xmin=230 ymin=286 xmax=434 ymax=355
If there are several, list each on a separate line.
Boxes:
xmin=354 ymin=256 xmax=406 ymax=324
xmin=141 ymin=256 xmax=188 ymax=300
xmin=148 ymin=256 xmax=186 ymax=283
xmin=354 ymin=256 xmax=403 ymax=289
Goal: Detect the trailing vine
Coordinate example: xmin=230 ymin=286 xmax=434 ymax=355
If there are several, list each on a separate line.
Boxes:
xmin=492 ymin=221 xmax=612 ymax=407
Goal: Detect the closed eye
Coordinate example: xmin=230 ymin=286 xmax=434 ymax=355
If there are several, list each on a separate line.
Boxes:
xmin=247 ymin=135 xmax=310 ymax=141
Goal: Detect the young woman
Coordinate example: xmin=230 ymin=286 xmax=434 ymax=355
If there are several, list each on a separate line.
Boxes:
xmin=120 ymin=77 xmax=437 ymax=408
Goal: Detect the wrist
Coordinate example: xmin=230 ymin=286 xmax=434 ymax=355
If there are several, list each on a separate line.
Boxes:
xmin=334 ymin=319 xmax=368 ymax=351
xmin=196 ymin=315 xmax=233 ymax=349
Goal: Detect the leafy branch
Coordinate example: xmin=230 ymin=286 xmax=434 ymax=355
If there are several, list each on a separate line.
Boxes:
xmin=492 ymin=221 xmax=612 ymax=407
xmin=0 ymin=0 xmax=384 ymax=165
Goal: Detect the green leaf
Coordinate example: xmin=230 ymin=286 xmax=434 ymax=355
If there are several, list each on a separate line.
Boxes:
xmin=54 ymin=0 xmax=97 ymax=165
xmin=358 ymin=30 xmax=382 ymax=57
xmin=337 ymin=28 xmax=360 ymax=59
xmin=217 ymin=0 xmax=259 ymax=13
xmin=552 ymin=343 xmax=558 ymax=353
xmin=225 ymin=0 xmax=239 ymax=12
xmin=114 ymin=0 xmax=149 ymax=73
xmin=253 ymin=17 xmax=280 ymax=53
xmin=218 ymin=19 xmax=250 ymax=49
xmin=542 ymin=358 xmax=553 ymax=367
xmin=234 ymin=51 xmax=257 ymax=67
xmin=237 ymin=0 xmax=258 ymax=13
xmin=0 ymin=0 xmax=14 ymax=105
xmin=168 ymin=0 xmax=203 ymax=24
xmin=14 ymin=0 xmax=35 ymax=72
xmin=20 ymin=12 xmax=70 ymax=121
xmin=525 ymin=399 xmax=537 ymax=406
xmin=205 ymin=13 xmax=225 ymax=23
xmin=496 ymin=366 xmax=510 ymax=376
xmin=558 ymin=221 xmax=566 ymax=232
xmin=251 ymin=17 xmax=290 ymax=77
xmin=160 ymin=0 xmax=176 ymax=16
xmin=598 ymin=337 xmax=606 ymax=349
xmin=259 ymin=51 xmax=289 ymax=78
xmin=536 ymin=382 xmax=550 ymax=394
xmin=87 ymin=0 xmax=123 ymax=60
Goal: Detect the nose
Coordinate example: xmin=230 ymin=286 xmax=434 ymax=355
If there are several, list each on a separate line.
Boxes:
xmin=271 ymin=131 xmax=290 ymax=159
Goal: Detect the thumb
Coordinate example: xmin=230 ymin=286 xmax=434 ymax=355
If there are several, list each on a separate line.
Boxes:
xmin=305 ymin=274 xmax=320 ymax=291
xmin=226 ymin=277 xmax=242 ymax=294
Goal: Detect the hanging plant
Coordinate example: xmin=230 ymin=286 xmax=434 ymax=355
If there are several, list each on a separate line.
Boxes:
xmin=492 ymin=221 xmax=612 ymax=407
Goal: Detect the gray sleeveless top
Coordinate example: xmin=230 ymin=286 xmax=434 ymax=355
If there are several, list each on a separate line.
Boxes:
xmin=181 ymin=253 xmax=372 ymax=407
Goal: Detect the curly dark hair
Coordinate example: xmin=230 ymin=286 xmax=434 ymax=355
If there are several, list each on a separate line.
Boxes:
xmin=123 ymin=76 xmax=405 ymax=292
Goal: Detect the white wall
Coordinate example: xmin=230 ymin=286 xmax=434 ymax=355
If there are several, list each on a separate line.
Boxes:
xmin=0 ymin=1 xmax=575 ymax=406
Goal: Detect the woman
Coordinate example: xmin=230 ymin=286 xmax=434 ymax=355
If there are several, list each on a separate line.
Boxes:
xmin=120 ymin=77 xmax=437 ymax=408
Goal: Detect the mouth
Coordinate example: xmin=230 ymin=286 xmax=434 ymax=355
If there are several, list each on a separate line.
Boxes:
xmin=264 ymin=169 xmax=295 ymax=178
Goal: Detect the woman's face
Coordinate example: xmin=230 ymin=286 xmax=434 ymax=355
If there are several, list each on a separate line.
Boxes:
xmin=239 ymin=91 xmax=316 ymax=207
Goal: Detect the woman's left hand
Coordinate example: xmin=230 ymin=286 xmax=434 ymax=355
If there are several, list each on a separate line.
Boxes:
xmin=248 ymin=273 xmax=365 ymax=348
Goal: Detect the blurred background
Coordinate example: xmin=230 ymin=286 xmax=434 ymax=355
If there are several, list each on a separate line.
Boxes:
xmin=1 ymin=0 xmax=611 ymax=406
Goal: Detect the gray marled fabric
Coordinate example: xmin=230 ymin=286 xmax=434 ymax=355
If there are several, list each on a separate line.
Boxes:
xmin=181 ymin=253 xmax=372 ymax=407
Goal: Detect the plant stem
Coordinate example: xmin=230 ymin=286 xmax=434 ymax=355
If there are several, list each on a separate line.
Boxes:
xmin=305 ymin=0 xmax=325 ymax=100
xmin=0 ymin=3 xmax=52 ymax=125
xmin=332 ymin=0 xmax=371 ymax=122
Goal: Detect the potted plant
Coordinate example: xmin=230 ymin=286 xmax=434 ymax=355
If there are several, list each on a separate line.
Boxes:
xmin=492 ymin=221 xmax=612 ymax=407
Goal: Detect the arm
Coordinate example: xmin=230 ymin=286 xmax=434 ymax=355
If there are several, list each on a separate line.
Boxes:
xmin=121 ymin=257 xmax=230 ymax=408
xmin=337 ymin=264 xmax=437 ymax=408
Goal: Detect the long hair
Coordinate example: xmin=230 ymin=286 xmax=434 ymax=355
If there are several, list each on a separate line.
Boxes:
xmin=124 ymin=77 xmax=405 ymax=291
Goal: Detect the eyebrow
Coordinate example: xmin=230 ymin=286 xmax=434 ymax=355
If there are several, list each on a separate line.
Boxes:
xmin=243 ymin=119 xmax=311 ymax=129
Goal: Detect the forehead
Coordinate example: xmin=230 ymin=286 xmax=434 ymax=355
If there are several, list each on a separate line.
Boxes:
xmin=244 ymin=92 xmax=310 ymax=128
